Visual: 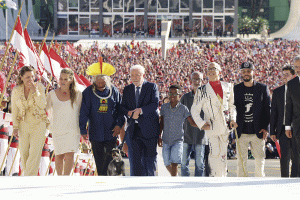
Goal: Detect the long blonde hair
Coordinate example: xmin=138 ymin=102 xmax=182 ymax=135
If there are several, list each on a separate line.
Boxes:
xmin=17 ymin=66 xmax=35 ymax=85
xmin=60 ymin=68 xmax=78 ymax=108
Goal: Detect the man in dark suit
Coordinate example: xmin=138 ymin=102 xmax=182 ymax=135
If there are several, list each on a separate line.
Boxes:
xmin=270 ymin=66 xmax=296 ymax=177
xmin=121 ymin=65 xmax=160 ymax=176
xmin=234 ymin=62 xmax=271 ymax=177
xmin=285 ymin=56 xmax=300 ymax=177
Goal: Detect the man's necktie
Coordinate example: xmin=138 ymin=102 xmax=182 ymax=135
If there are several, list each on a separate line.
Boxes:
xmin=135 ymin=87 xmax=140 ymax=107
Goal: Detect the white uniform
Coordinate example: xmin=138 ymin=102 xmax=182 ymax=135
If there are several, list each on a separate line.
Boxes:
xmin=191 ymin=81 xmax=236 ymax=177
xmin=0 ymin=111 xmax=8 ymax=173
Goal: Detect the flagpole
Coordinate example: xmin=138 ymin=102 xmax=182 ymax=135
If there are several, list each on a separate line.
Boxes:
xmin=37 ymin=19 xmax=50 ymax=83
xmin=0 ymin=7 xmax=32 ymax=107
xmin=45 ymin=32 xmax=56 ymax=94
xmin=49 ymin=32 xmax=55 ymax=51
xmin=6 ymin=9 xmax=7 ymax=42
xmin=39 ymin=25 xmax=50 ymax=56
xmin=0 ymin=1 xmax=23 ymax=72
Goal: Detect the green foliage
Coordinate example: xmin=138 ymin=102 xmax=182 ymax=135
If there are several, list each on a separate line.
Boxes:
xmin=238 ymin=16 xmax=269 ymax=34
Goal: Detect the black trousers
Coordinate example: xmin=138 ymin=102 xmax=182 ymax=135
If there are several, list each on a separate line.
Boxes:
xmin=279 ymin=130 xmax=298 ymax=177
xmin=127 ymin=123 xmax=157 ymax=176
xmin=91 ymin=139 xmax=117 ymax=176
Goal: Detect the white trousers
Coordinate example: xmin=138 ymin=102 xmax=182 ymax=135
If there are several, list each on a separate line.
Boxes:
xmin=0 ymin=138 xmax=8 ymax=172
xmin=208 ymin=134 xmax=228 ymax=177
xmin=237 ymin=134 xmax=265 ymax=177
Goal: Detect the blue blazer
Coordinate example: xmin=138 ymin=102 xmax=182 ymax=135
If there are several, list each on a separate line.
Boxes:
xmin=234 ymin=81 xmax=271 ymax=138
xmin=121 ymin=81 xmax=160 ymax=139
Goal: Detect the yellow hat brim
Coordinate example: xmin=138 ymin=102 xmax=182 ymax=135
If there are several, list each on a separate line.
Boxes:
xmin=86 ymin=62 xmax=116 ymax=76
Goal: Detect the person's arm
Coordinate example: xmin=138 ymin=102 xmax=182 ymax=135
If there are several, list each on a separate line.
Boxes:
xmin=158 ymin=115 xmax=164 ymax=147
xmin=187 ymin=116 xmax=197 ymax=128
xmin=139 ymin=83 xmax=159 ymax=117
xmin=114 ymin=88 xmax=125 ymax=137
xmin=228 ymin=83 xmax=237 ymax=123
xmin=79 ymin=89 xmax=90 ymax=138
xmin=46 ymin=91 xmax=53 ymax=114
xmin=11 ymin=87 xmax=19 ymax=136
xmin=191 ymin=87 xmax=209 ymax=130
xmin=285 ymin=83 xmax=293 ymax=138
xmin=34 ymin=83 xmax=47 ymax=110
xmin=262 ymin=85 xmax=271 ymax=131
xmin=270 ymin=89 xmax=278 ymax=141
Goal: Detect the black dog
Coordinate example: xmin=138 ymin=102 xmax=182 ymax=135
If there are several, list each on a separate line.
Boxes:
xmin=107 ymin=148 xmax=125 ymax=176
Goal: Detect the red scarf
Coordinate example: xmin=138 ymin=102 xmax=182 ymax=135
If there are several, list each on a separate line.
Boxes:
xmin=209 ymin=81 xmax=223 ymax=99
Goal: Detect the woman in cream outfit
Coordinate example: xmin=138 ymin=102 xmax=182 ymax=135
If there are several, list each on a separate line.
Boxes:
xmin=12 ymin=66 xmax=49 ymax=176
xmin=46 ymin=68 xmax=82 ymax=175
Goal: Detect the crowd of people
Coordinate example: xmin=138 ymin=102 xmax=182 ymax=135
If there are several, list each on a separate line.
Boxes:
xmin=0 ymin=37 xmax=300 ymax=177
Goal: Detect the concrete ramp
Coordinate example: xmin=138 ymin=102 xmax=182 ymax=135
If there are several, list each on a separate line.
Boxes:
xmin=271 ymin=0 xmax=300 ymax=40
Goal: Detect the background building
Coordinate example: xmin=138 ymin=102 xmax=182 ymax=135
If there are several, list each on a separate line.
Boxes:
xmin=53 ymin=0 xmax=236 ymax=37
xmin=24 ymin=0 xmax=291 ymax=37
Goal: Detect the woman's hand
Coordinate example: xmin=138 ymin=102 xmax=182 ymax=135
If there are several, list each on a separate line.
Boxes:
xmin=13 ymin=129 xmax=19 ymax=138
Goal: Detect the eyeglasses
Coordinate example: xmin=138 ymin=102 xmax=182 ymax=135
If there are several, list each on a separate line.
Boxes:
xmin=192 ymin=78 xmax=202 ymax=81
xmin=207 ymin=67 xmax=217 ymax=71
xmin=169 ymin=93 xmax=179 ymax=96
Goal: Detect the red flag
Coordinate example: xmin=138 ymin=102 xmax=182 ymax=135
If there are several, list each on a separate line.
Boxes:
xmin=49 ymin=48 xmax=63 ymax=80
xmin=49 ymin=48 xmax=86 ymax=91
xmin=66 ymin=41 xmax=78 ymax=56
xmin=10 ymin=16 xmax=29 ymax=66
xmin=23 ymin=28 xmax=45 ymax=75
xmin=79 ymin=75 xmax=92 ymax=87
xmin=40 ymin=43 xmax=53 ymax=76
xmin=18 ymin=52 xmax=26 ymax=69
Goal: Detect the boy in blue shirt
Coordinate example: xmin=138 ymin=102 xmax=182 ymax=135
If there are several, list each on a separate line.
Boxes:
xmin=158 ymin=85 xmax=198 ymax=176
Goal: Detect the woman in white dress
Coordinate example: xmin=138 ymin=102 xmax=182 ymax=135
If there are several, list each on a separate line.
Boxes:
xmin=46 ymin=68 xmax=82 ymax=175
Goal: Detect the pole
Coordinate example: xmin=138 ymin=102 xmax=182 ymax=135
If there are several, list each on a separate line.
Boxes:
xmin=234 ymin=129 xmax=247 ymax=177
xmin=8 ymin=147 xmax=19 ymax=176
xmin=6 ymin=9 xmax=8 ymax=42
xmin=0 ymin=1 xmax=24 ymax=71
xmin=0 ymin=6 xmax=30 ymax=105
xmin=45 ymin=150 xmax=55 ymax=176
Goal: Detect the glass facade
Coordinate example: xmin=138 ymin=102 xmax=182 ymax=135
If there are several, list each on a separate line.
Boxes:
xmin=57 ymin=0 xmax=235 ymax=36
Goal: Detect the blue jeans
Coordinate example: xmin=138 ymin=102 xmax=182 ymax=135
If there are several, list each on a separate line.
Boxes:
xmin=181 ymin=143 xmax=205 ymax=177
xmin=162 ymin=141 xmax=183 ymax=166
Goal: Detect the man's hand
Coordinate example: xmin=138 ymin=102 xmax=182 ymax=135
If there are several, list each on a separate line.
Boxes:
xmin=259 ymin=129 xmax=269 ymax=140
xmin=122 ymin=143 xmax=128 ymax=154
xmin=132 ymin=108 xmax=142 ymax=119
xmin=286 ymin=130 xmax=292 ymax=138
xmin=82 ymin=134 xmax=88 ymax=140
xmin=201 ymin=122 xmax=211 ymax=130
xmin=270 ymin=135 xmax=277 ymax=142
xmin=158 ymin=137 xmax=163 ymax=147
xmin=128 ymin=110 xmax=134 ymax=117
xmin=112 ymin=125 xmax=121 ymax=137
xmin=230 ymin=120 xmax=238 ymax=129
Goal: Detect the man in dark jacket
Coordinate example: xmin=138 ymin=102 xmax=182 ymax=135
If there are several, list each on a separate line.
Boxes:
xmin=234 ymin=62 xmax=271 ymax=177
xmin=270 ymin=65 xmax=296 ymax=177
